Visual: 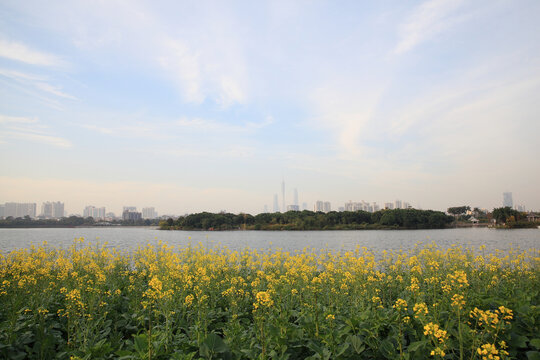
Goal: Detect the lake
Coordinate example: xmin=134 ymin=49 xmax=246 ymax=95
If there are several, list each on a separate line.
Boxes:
xmin=0 ymin=227 xmax=539 ymax=254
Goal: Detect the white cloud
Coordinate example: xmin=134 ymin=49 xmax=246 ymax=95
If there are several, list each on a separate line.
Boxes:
xmin=394 ymin=0 xmax=466 ymax=54
xmin=0 ymin=114 xmax=38 ymax=124
xmin=308 ymin=85 xmax=384 ymax=157
xmin=0 ymin=38 xmax=67 ymax=67
xmin=0 ymin=68 xmax=77 ymax=101
xmin=0 ymin=114 xmax=72 ymax=148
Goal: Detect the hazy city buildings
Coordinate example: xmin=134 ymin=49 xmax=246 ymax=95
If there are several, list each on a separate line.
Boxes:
xmin=273 ymin=194 xmax=279 ymax=212
xmin=281 ymin=181 xmax=286 ymax=213
xmin=83 ymin=206 xmax=106 ymax=220
xmin=287 ymin=205 xmax=300 ymax=211
xmin=40 ymin=201 xmax=64 ymax=218
xmin=142 ymin=207 xmax=158 ymax=219
xmin=395 ymin=200 xmax=402 ymax=209
xmin=503 ymin=192 xmax=513 ymax=208
xmin=0 ymin=202 xmax=37 ymax=218
xmin=123 ymin=207 xmax=142 ymax=221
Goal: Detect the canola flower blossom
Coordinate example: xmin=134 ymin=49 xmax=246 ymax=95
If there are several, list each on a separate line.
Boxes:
xmin=0 ymin=239 xmax=538 ymax=359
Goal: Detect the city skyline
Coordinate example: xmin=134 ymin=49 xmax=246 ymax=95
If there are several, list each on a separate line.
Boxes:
xmin=1 ymin=1 xmax=540 ymax=214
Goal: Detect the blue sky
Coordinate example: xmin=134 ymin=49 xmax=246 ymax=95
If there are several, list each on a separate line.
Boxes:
xmin=1 ymin=0 xmax=539 ymax=215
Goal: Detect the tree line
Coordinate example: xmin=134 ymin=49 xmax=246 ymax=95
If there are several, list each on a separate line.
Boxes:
xmin=0 ymin=216 xmax=160 ymax=228
xmin=159 ymin=209 xmax=454 ymax=231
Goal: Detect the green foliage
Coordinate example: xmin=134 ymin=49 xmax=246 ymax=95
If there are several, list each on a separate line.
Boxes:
xmin=161 ymin=209 xmax=454 ymax=230
xmin=447 ymin=206 xmax=471 ymax=216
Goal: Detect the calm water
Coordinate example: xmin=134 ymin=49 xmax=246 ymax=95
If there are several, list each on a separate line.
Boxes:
xmin=0 ymin=227 xmax=539 ymax=254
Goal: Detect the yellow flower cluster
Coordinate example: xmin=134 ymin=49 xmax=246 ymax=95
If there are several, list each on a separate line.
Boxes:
xmin=413 ymin=302 xmax=428 ymax=318
xmin=424 ymin=322 xmax=448 ymax=343
xmin=451 ymin=294 xmax=465 ymax=309
xmin=476 ymin=343 xmax=508 ymax=360
xmin=253 ymin=291 xmax=273 ymax=310
xmin=393 ymin=298 xmax=408 ymax=311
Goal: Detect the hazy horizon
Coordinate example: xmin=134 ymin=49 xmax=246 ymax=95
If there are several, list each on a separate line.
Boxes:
xmin=1 ymin=1 xmax=540 ymax=215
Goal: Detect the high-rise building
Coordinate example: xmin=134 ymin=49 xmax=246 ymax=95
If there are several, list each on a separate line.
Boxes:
xmin=52 ymin=202 xmax=64 ymax=218
xmin=273 ymin=194 xmax=279 ymax=212
xmin=503 ymin=192 xmax=513 ymax=208
xmin=293 ymin=188 xmax=299 ymax=207
xmin=41 ymin=202 xmax=53 ymax=218
xmin=323 ymin=202 xmax=331 ymax=213
xmin=1 ymin=203 xmax=37 ymax=218
xmin=404 ymin=202 xmax=411 ymax=209
xmin=314 ymin=200 xmax=324 ymax=212
xmin=263 ymin=205 xmax=269 ymax=213
xmin=123 ymin=206 xmax=137 ymax=212
xmin=384 ymin=202 xmax=394 ymax=210
xmin=395 ymin=200 xmax=402 ymax=209
xmin=281 ymin=180 xmax=286 ymax=213
xmin=123 ymin=210 xmax=142 ymax=221
xmin=287 ymin=205 xmax=300 ymax=211
xmin=83 ymin=206 xmax=106 ymax=219
xmin=142 ymin=207 xmax=158 ymax=219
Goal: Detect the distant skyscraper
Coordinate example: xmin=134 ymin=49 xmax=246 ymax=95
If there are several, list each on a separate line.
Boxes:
xmin=503 ymin=192 xmax=513 ymax=208
xmin=41 ymin=202 xmax=53 ymax=218
xmin=142 ymin=207 xmax=157 ymax=219
xmin=293 ymin=188 xmax=298 ymax=207
xmin=314 ymin=201 xmax=324 ymax=212
xmin=2 ymin=203 xmax=36 ymax=218
xmin=395 ymin=200 xmax=402 ymax=209
xmin=263 ymin=205 xmax=269 ymax=213
xmin=83 ymin=205 xmax=106 ymax=219
xmin=302 ymin=202 xmax=308 ymax=211
xmin=273 ymin=194 xmax=279 ymax=212
xmin=123 ymin=206 xmax=137 ymax=212
xmin=281 ymin=180 xmax=286 ymax=213
xmin=323 ymin=201 xmax=331 ymax=213
xmin=384 ymin=202 xmax=394 ymax=210
xmin=287 ymin=205 xmax=300 ymax=211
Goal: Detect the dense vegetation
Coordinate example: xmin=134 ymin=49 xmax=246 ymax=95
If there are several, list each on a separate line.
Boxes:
xmin=491 ymin=207 xmax=537 ymax=228
xmin=0 ymin=216 xmax=160 ymax=228
xmin=1 ymin=240 xmax=538 ymax=359
xmin=160 ymin=209 xmax=454 ymax=231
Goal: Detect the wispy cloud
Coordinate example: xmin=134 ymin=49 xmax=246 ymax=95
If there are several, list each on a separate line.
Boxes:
xmin=0 ymin=114 xmax=72 ymax=148
xmin=0 ymin=38 xmax=67 ymax=67
xmin=0 ymin=68 xmax=77 ymax=101
xmin=394 ymin=0 xmax=466 ymax=54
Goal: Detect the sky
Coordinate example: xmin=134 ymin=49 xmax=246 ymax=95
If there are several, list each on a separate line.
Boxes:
xmin=1 ymin=0 xmax=540 ymax=216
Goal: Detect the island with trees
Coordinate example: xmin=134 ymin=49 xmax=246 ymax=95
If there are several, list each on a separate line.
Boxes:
xmin=159 ymin=208 xmax=454 ymax=231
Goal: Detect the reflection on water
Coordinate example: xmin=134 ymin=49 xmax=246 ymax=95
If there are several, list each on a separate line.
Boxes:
xmin=0 ymin=227 xmax=539 ymax=254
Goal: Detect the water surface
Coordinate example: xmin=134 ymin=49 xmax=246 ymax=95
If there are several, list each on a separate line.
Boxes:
xmin=1 ymin=227 xmax=539 ymax=254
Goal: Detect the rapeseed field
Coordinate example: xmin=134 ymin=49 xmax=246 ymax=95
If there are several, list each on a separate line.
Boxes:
xmin=1 ymin=239 xmax=539 ymax=359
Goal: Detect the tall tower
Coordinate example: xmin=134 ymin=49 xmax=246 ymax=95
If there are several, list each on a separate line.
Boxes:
xmin=503 ymin=192 xmax=513 ymax=208
xmin=273 ymin=194 xmax=279 ymax=212
xmin=293 ymin=188 xmax=299 ymax=207
xmin=281 ymin=180 xmax=286 ymax=213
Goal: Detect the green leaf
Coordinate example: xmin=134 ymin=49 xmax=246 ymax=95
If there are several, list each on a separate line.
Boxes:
xmin=200 ymin=332 xmax=229 ymax=357
xmin=335 ymin=343 xmax=349 ymax=357
xmin=526 ymin=351 xmax=540 ymax=360
xmin=379 ymin=339 xmax=396 ymax=359
xmin=511 ymin=333 xmax=529 ymax=348
xmin=407 ymin=341 xmax=426 ymax=352
xmin=347 ymin=335 xmax=365 ymax=354
xmin=531 ymin=339 xmax=540 ymax=350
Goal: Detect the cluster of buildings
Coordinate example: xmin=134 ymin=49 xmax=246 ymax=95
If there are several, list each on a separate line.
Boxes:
xmin=0 ymin=201 xmax=64 ymax=219
xmin=0 ymin=202 xmax=159 ymax=220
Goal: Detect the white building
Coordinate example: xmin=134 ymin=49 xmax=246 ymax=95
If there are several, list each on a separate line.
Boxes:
xmin=142 ymin=207 xmax=158 ymax=219
xmin=314 ymin=200 xmax=324 ymax=212
xmin=395 ymin=200 xmax=402 ymax=209
xmin=1 ymin=202 xmax=37 ymax=218
xmin=83 ymin=206 xmax=106 ymax=220
xmin=323 ymin=202 xmax=331 ymax=213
